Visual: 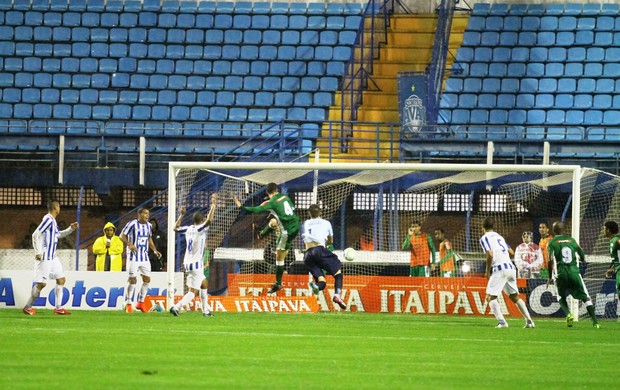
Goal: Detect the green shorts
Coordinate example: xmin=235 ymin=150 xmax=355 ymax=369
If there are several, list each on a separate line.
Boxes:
xmin=556 ymin=271 xmax=590 ymax=301
xmin=410 ymin=265 xmax=426 ymax=277
xmin=539 ymin=268 xmax=549 ymax=279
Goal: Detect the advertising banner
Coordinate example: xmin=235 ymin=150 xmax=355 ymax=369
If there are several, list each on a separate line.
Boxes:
xmin=145 ymin=295 xmax=319 ymax=313
xmin=228 ymin=274 xmax=526 ymax=316
xmin=0 ymin=270 xmax=180 ymax=310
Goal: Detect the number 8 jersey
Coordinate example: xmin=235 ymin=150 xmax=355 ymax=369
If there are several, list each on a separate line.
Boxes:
xmin=176 ymin=223 xmax=209 ymax=269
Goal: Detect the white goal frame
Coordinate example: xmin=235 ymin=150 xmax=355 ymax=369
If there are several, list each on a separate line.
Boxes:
xmin=166 ymin=162 xmax=582 ymax=313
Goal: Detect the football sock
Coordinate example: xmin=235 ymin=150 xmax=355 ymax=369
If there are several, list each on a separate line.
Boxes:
xmin=54 ymin=285 xmax=63 ymax=309
xmin=334 ymin=273 xmax=343 ymax=295
xmin=200 ymin=289 xmax=209 ymax=313
xmin=138 ymin=283 xmax=149 ymax=302
xmin=558 ymin=297 xmax=570 ymax=315
xmin=275 ymin=265 xmax=284 ymax=285
xmin=25 ymin=286 xmax=40 ymax=308
xmin=204 ymin=267 xmax=210 ymax=279
xmin=176 ymin=291 xmax=195 ymax=310
xmin=489 ymin=299 xmax=506 ymax=323
xmin=515 ymin=299 xmax=532 ymax=322
xmin=585 ymin=301 xmax=598 ymax=324
xmin=126 ymin=284 xmax=135 ymax=303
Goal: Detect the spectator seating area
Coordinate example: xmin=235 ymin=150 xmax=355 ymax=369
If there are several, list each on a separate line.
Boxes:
xmin=435 ymin=2 xmax=620 ymax=161
xmin=0 ymin=0 xmax=364 ymax=149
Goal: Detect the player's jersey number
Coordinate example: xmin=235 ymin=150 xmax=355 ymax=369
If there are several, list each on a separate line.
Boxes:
xmin=283 ymin=201 xmax=294 ymax=216
xmin=561 ymin=247 xmax=573 ymax=264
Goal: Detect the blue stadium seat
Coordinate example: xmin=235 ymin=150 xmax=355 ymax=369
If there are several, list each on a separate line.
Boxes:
xmin=574 ymin=94 xmax=593 ymax=109
xmin=576 ymin=31 xmax=594 ymax=46
xmin=196 ymin=91 xmax=215 ymax=106
xmin=462 ymin=78 xmax=481 ymax=93
xmin=518 ymin=32 xmax=536 ymax=46
xmin=467 ymin=16 xmax=485 ymax=32
xmin=556 ymin=32 xmax=575 ymax=46
xmin=168 ymin=75 xmax=187 ymax=90
xmin=602 ymin=111 xmax=620 ymax=126
xmin=462 ymin=32 xmax=480 ymax=47
xmin=500 ymin=78 xmax=518 ymax=93
xmin=274 ymin=91 xmax=293 ymax=106
xmin=255 ymin=91 xmax=273 ymax=106
xmin=270 ymin=61 xmax=288 ymax=76
xmin=601 ymin=3 xmax=619 ymax=15
xmin=558 ymin=77 xmax=577 ymax=93
xmin=236 ymin=91 xmax=253 ymax=106
xmin=244 ymin=76 xmax=262 ymax=91
xmin=497 ymin=16 xmax=519 ymax=31
xmin=555 ymin=94 xmax=573 ymax=109
xmin=583 ymin=110 xmax=602 ymax=125
xmin=516 ymin=94 xmax=534 ymax=108
xmin=496 ymin=94 xmax=515 ymax=108
xmin=208 ymin=106 xmax=228 ymax=121
xmin=480 ymin=31 xmax=499 ymax=46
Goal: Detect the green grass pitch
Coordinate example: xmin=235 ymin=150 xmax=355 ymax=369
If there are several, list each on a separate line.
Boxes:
xmin=1 ymin=309 xmax=616 ymax=389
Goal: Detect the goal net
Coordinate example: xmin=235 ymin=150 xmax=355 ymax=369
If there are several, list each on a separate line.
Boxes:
xmin=167 ymin=162 xmax=620 ymax=320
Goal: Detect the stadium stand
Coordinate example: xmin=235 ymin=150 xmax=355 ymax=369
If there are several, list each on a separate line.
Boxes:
xmin=433 ymin=2 xmax=620 ymax=165
xmin=0 ymin=0 xmax=365 ymax=162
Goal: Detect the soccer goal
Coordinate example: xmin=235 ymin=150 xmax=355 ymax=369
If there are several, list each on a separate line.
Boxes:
xmin=166 ymin=162 xmax=620 ymax=319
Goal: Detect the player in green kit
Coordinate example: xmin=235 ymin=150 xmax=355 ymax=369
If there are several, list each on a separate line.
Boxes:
xmin=234 ymin=182 xmax=300 ymax=294
xmin=548 ymin=222 xmax=600 ymax=328
xmin=603 ymin=221 xmax=620 ymax=294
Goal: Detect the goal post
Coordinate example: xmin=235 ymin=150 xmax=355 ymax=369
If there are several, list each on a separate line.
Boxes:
xmin=166 ymin=162 xmax=618 ymax=319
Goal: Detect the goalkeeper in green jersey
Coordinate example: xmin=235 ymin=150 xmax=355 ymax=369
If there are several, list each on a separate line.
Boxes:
xmin=603 ymin=221 xmax=620 ymax=291
xmin=234 ymin=182 xmax=300 ymax=294
xmin=548 ymin=222 xmax=600 ymax=328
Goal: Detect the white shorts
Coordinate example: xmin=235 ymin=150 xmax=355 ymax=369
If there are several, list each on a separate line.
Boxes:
xmin=127 ymin=260 xmax=151 ymax=278
xmin=33 ymin=258 xmax=65 ymax=284
xmin=186 ymin=269 xmax=206 ymax=290
xmin=486 ymin=268 xmax=519 ymax=297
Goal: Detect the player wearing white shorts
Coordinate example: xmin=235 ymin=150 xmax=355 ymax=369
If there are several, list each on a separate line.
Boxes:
xmin=480 ymin=217 xmax=534 ymax=329
xmin=23 ymin=200 xmax=78 ymax=316
xmin=170 ymin=194 xmax=216 ymax=317
xmin=120 ymin=208 xmax=161 ymax=313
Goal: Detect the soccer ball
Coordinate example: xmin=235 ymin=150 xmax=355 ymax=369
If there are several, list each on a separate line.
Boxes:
xmin=343 ymin=247 xmax=357 ymax=262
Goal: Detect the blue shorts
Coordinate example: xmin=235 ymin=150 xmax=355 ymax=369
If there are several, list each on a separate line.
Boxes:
xmin=303 ymin=246 xmax=342 ymax=280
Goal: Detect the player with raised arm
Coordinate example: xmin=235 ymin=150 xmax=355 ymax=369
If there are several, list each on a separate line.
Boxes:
xmin=23 ymin=200 xmax=78 ymax=315
xmin=548 ymin=221 xmax=600 ymax=328
xmin=514 ymin=231 xmax=543 ymax=278
xmin=170 ymin=194 xmax=217 ymax=317
xmin=302 ymin=204 xmax=346 ymax=310
xmin=604 ymin=221 xmax=620 ymax=295
xmin=234 ymin=182 xmax=300 ymax=294
xmin=119 ymin=208 xmax=161 ymax=313
xmin=480 ymin=217 xmax=535 ymax=328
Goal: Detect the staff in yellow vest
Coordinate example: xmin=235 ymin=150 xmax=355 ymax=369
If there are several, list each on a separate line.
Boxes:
xmin=92 ymin=222 xmax=124 ymax=271
xmin=402 ymin=221 xmax=436 ymax=277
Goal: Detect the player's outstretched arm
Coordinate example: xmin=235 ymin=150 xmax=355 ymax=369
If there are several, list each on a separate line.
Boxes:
xmin=174 ymin=206 xmax=186 ymax=231
xmin=205 ymin=194 xmax=217 ymax=226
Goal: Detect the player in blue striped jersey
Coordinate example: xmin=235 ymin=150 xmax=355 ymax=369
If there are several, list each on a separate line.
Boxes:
xmin=480 ymin=217 xmax=535 ymax=329
xmin=23 ymin=200 xmax=78 ymax=316
xmin=120 ymin=208 xmax=161 ymax=313
xmin=169 ymin=194 xmax=217 ymax=317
